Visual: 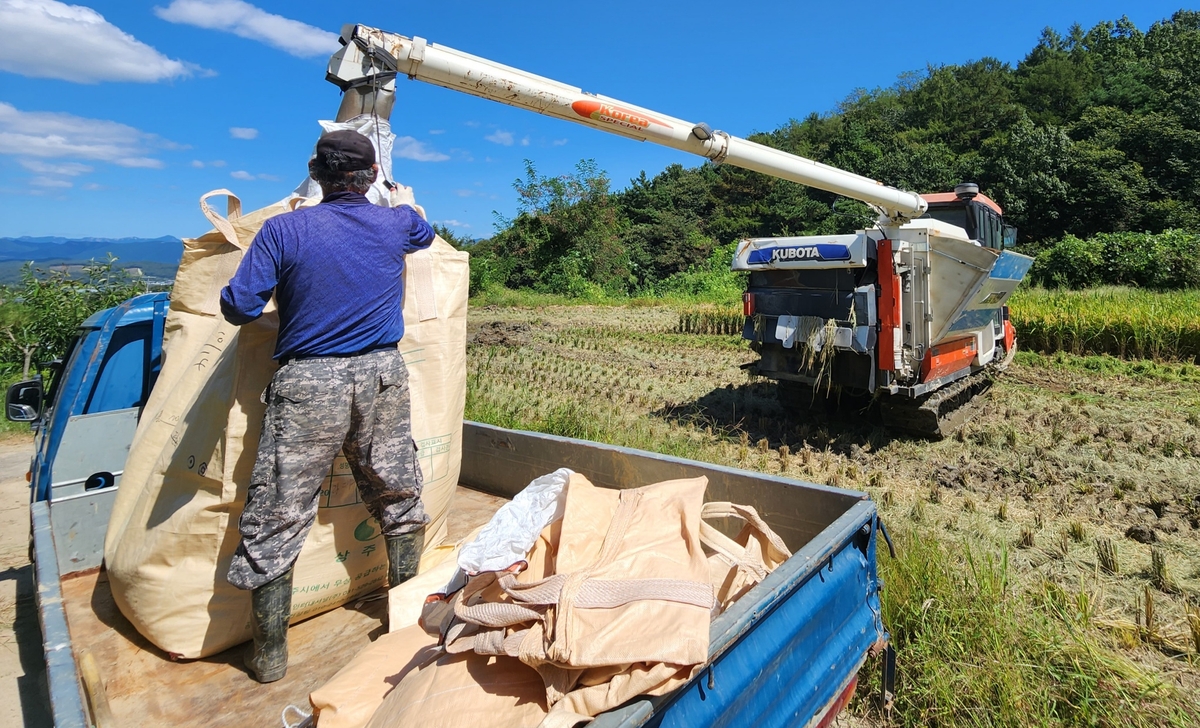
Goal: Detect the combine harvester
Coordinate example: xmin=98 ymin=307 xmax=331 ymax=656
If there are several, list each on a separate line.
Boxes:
xmin=329 ymin=25 xmax=1034 ymax=437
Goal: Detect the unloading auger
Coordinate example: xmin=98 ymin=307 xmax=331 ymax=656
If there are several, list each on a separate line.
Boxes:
xmin=327 ymin=24 xmax=1034 ymax=437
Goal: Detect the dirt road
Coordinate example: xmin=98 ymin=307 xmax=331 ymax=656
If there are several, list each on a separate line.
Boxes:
xmin=0 ymin=434 xmax=52 ymax=727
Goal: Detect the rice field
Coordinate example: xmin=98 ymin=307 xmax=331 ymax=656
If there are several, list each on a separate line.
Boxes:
xmin=1010 ymin=287 xmax=1200 ymax=362
xmin=466 ymin=303 xmax=1200 ymax=726
xmin=675 ymin=287 xmax=1200 ymax=362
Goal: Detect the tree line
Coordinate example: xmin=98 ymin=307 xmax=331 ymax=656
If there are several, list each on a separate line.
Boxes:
xmin=459 ymin=11 xmax=1200 ymax=297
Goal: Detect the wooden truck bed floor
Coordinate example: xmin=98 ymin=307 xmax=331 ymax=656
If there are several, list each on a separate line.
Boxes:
xmin=59 ymin=486 xmax=508 ymax=728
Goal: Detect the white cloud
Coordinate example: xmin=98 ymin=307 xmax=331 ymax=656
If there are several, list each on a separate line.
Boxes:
xmin=0 ymin=102 xmax=172 ymax=168
xmin=464 ymin=121 xmax=480 ymax=128
xmin=0 ymin=0 xmax=198 ymax=83
xmin=394 ymin=136 xmax=449 ymax=162
xmin=117 ymin=157 xmax=165 ymax=168
xmin=81 ymin=182 xmax=103 ymax=190
xmin=19 ymin=159 xmax=92 ymax=175
xmin=428 ymin=129 xmax=445 ymax=135
xmin=30 ymin=175 xmax=71 ymax=188
xmin=436 ymin=219 xmax=470 ymax=228
xmin=230 ymin=170 xmax=276 ymax=181
xmin=210 ymin=159 xmax=226 ymax=167
xmin=191 ymin=159 xmax=205 ymax=168
xmin=552 ymin=138 xmax=568 ymax=146
xmin=155 ymin=0 xmax=338 ymax=58
xmin=229 ymin=126 xmax=258 ymax=140
xmin=485 ymin=130 xmax=514 ymax=146
xmin=453 ymin=188 xmax=497 ymax=200
xmin=520 ymin=136 xmax=530 ymax=147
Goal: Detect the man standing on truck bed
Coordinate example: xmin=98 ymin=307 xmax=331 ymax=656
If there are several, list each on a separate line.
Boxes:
xmin=219 ymin=129 xmax=435 ymax=683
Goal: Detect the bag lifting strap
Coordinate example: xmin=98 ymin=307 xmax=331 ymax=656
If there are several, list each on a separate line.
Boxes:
xmin=198 ymin=189 xmax=245 ymax=249
xmin=195 ymin=190 xmax=248 ymax=316
xmin=698 ymin=501 xmax=792 ymax=581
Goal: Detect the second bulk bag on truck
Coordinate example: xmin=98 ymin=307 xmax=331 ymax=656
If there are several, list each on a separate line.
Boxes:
xmin=309 ymin=469 xmax=793 ymax=728
xmin=413 ymin=473 xmax=715 ymax=727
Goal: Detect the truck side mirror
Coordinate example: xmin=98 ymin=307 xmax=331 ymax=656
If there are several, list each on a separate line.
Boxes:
xmin=6 ymin=378 xmax=44 ymax=422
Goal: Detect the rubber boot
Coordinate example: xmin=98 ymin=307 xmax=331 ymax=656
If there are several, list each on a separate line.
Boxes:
xmin=386 ymin=527 xmax=425 ymax=587
xmin=245 ymin=567 xmax=293 ymax=683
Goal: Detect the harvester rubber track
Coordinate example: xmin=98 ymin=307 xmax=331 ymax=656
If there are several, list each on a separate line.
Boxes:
xmin=879 ymin=369 xmax=995 ymax=439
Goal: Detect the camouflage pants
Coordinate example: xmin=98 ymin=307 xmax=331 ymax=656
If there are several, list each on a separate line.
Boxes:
xmin=227 ymin=348 xmax=428 ymax=590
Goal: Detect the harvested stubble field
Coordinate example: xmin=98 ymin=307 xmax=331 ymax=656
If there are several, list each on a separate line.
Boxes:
xmin=467 ymin=303 xmax=1200 ymax=727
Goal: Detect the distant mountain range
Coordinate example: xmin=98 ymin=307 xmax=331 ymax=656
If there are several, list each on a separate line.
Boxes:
xmin=0 ymin=236 xmax=183 ymax=265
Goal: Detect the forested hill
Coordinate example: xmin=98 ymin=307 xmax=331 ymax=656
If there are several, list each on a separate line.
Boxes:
xmin=465 ymin=11 xmax=1200 ymax=298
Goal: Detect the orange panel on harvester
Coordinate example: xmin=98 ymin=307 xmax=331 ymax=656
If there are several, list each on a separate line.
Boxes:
xmin=921 ymin=336 xmax=977 ymax=382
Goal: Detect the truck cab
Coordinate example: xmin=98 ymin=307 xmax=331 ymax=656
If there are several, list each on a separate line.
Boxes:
xmin=7 ymin=292 xmax=168 ymax=573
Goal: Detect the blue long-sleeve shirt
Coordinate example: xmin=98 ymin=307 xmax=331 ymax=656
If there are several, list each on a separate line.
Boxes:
xmin=220 ymin=191 xmax=435 ymax=359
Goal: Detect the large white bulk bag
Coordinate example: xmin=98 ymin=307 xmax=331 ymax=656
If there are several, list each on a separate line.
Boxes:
xmin=104 ymin=182 xmax=468 ymax=658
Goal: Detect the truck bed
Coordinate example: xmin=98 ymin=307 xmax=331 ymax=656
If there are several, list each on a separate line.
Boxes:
xmin=39 ymin=423 xmax=885 ymax=728
xmin=58 ymin=486 xmax=507 ymax=727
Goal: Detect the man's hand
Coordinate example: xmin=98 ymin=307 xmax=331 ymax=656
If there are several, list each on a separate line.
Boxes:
xmin=388 ymin=183 xmax=417 ymax=209
xmin=387 ymin=183 xmax=427 ymax=219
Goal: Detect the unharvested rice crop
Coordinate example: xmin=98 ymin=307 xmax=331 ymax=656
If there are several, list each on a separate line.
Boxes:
xmin=675 ymin=305 xmax=743 ymax=335
xmin=1010 ymin=287 xmax=1200 ymax=362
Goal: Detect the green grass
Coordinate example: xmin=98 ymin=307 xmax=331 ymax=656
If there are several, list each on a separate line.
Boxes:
xmin=1013 ymin=351 xmax=1200 ymax=384
xmin=1010 ymin=287 xmax=1200 ymax=362
xmin=469 ymin=285 xmax=612 ymax=308
xmin=469 ymin=284 xmax=741 ymax=309
xmin=863 ymin=529 xmax=1198 ymax=727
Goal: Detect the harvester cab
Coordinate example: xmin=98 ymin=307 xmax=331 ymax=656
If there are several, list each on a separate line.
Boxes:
xmin=921 ymin=183 xmax=1016 ymax=251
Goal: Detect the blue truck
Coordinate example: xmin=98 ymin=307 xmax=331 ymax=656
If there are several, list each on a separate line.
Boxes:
xmin=8 ymin=292 xmax=894 ymax=727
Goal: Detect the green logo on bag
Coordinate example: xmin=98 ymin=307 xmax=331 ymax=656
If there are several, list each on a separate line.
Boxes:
xmin=354 ymin=517 xmax=381 ymax=542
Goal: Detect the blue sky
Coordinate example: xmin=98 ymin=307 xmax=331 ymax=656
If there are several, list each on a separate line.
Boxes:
xmin=0 ymin=1 xmax=1191 ymax=240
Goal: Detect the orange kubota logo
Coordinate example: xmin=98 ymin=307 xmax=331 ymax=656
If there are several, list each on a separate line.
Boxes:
xmin=571 ymin=100 xmax=669 ymax=131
